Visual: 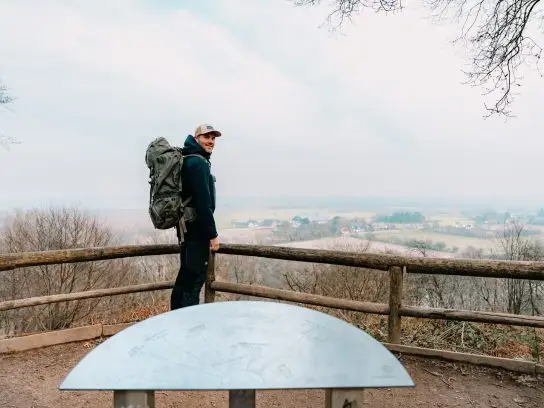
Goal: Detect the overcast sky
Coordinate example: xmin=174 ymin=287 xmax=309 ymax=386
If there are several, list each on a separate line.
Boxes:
xmin=1 ymin=0 xmax=543 ymax=210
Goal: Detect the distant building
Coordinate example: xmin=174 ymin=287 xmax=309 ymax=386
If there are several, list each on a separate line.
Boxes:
xmin=371 ymin=222 xmax=389 ymax=231
xmin=290 ymin=220 xmax=301 ymax=228
xmin=231 ymin=221 xmax=249 ymax=228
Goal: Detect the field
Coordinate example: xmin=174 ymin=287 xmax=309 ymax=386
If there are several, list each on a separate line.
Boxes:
xmin=281 ymin=236 xmax=457 ymax=258
xmin=220 ymin=227 xmax=274 ymax=244
xmin=427 ymin=214 xmax=474 ymax=226
xmin=216 ymin=207 xmax=501 ymax=253
xmin=217 ymin=207 xmax=376 ymax=224
xmin=93 ymin=206 xmax=542 ymax=254
xmin=370 ymin=230 xmax=496 ymax=251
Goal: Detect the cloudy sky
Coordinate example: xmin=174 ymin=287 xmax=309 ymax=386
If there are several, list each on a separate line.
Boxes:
xmin=1 ymin=0 xmax=543 ymax=210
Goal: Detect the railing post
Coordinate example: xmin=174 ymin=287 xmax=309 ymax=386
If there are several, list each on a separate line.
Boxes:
xmin=388 ymin=265 xmax=404 ymax=344
xmin=204 ymin=252 xmax=216 ymax=303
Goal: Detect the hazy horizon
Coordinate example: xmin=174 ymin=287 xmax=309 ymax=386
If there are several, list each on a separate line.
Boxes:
xmin=2 ymin=194 xmax=543 ymax=215
xmin=1 ymin=1 xmax=543 ymax=213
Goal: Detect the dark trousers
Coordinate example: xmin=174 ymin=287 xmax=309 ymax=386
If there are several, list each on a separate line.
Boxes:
xmin=170 ymin=239 xmax=210 ymax=310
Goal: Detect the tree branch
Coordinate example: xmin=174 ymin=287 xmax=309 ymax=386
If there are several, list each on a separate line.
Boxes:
xmin=292 ymin=0 xmax=543 ymax=116
xmin=0 ymin=81 xmax=19 ymax=150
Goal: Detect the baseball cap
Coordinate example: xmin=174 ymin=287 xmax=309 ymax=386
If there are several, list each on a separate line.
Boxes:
xmin=194 ymin=124 xmax=222 ymax=138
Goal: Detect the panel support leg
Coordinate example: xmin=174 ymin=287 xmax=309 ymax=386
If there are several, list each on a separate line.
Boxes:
xmin=113 ymin=390 xmax=155 ymax=408
xmin=325 ymin=388 xmax=365 ymax=408
xmin=229 ymin=389 xmax=256 ymax=408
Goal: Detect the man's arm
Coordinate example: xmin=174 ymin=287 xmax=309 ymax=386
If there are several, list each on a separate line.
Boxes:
xmin=186 ymin=158 xmax=218 ymax=240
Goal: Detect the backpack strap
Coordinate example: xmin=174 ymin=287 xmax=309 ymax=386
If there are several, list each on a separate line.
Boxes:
xmin=180 ymin=153 xmax=209 ymax=209
xmin=183 ymin=153 xmax=210 ymax=167
xmin=175 ymin=154 xmax=206 ymax=244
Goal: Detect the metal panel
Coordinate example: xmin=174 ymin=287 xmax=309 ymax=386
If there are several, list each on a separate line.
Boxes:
xmin=60 ymin=300 xmax=414 ymax=391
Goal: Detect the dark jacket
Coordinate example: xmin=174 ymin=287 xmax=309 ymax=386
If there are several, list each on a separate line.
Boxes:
xmin=181 ymin=135 xmax=218 ymax=241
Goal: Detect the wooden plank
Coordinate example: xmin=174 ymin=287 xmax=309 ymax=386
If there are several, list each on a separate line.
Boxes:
xmin=325 ymin=389 xmax=365 ymax=408
xmin=0 ymin=322 xmax=132 ymax=354
xmin=102 ymin=322 xmax=134 ymax=336
xmin=3 ymin=243 xmax=544 ymax=280
xmin=384 ymin=343 xmax=537 ymax=374
xmin=204 ymin=252 xmax=216 ymax=303
xmin=388 ymin=266 xmax=404 ymax=344
xmin=0 ymin=281 xmax=174 ymax=312
xmin=0 ymin=324 xmax=102 ymax=353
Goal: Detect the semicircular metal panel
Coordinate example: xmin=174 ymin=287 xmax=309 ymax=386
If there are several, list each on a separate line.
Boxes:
xmin=60 ymin=300 xmax=414 ymax=391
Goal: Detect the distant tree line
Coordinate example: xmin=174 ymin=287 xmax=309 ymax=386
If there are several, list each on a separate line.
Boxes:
xmin=273 ymin=219 xmax=335 ymax=242
xmin=528 ymin=208 xmax=544 ymax=225
xmin=473 ymin=210 xmax=511 ymax=224
xmin=374 ymin=212 xmax=425 ymax=224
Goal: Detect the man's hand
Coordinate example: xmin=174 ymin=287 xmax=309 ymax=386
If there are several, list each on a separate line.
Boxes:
xmin=210 ymin=236 xmax=220 ymax=252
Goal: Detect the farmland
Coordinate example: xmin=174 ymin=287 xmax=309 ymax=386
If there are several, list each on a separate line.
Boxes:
xmin=368 ymin=230 xmax=496 ymax=251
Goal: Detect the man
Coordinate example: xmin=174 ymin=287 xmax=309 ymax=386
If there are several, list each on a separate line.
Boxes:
xmin=170 ymin=124 xmax=221 ymax=310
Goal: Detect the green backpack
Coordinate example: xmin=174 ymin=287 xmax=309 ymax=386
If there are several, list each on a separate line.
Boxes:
xmin=145 ymin=137 xmax=199 ymax=239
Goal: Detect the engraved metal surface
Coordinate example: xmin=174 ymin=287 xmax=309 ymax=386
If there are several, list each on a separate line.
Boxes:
xmin=59 ymin=300 xmax=414 ymax=391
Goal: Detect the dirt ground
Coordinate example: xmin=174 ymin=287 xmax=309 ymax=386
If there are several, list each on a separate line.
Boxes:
xmin=0 ymin=340 xmax=543 ymax=408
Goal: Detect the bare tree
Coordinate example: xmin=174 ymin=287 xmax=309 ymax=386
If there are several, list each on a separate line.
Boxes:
xmin=0 ymin=81 xmax=18 ymax=150
xmin=404 ymin=240 xmax=453 ymax=309
xmin=495 ymin=220 xmax=544 ymax=361
xmin=0 ymin=83 xmax=13 ymax=105
xmin=215 ymin=254 xmax=259 ymax=301
xmin=496 ymin=219 xmax=544 ymax=314
xmin=284 ymin=240 xmax=389 ymax=330
xmin=293 ymin=0 xmax=543 ymax=116
xmin=128 ymin=230 xmax=180 ymax=311
xmin=408 ymin=239 xmax=430 ymax=257
xmin=0 ymin=206 xmax=132 ymax=334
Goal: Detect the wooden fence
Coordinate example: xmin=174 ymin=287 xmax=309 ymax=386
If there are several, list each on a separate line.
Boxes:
xmin=1 ymin=243 xmax=544 ymax=375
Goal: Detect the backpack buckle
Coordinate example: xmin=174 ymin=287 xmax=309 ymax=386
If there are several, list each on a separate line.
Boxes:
xmin=179 ymin=217 xmax=187 ymax=234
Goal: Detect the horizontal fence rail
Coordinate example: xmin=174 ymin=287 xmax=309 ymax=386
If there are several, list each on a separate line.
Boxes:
xmin=2 ymin=243 xmax=544 ymax=279
xmin=0 ymin=244 xmax=180 ymax=272
xmin=2 ymin=278 xmax=544 ymax=329
xmin=2 ymin=243 xmax=544 ymax=376
xmin=0 ymin=281 xmax=175 ymax=312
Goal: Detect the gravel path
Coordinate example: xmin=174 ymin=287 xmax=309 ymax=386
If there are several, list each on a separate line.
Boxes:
xmin=1 ymin=340 xmax=542 ymax=407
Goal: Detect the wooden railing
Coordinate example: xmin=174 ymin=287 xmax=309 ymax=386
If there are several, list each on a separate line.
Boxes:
xmin=1 ymin=243 xmax=544 ymax=374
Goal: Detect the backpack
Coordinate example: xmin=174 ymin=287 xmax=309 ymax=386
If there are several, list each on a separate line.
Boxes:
xmin=145 ymin=137 xmax=200 ymax=240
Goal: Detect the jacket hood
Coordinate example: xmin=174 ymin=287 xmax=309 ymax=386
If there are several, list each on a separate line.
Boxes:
xmin=182 ymin=135 xmax=211 ymax=159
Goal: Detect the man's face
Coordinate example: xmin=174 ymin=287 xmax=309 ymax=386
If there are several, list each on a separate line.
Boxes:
xmin=195 ymin=132 xmax=217 ymax=153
